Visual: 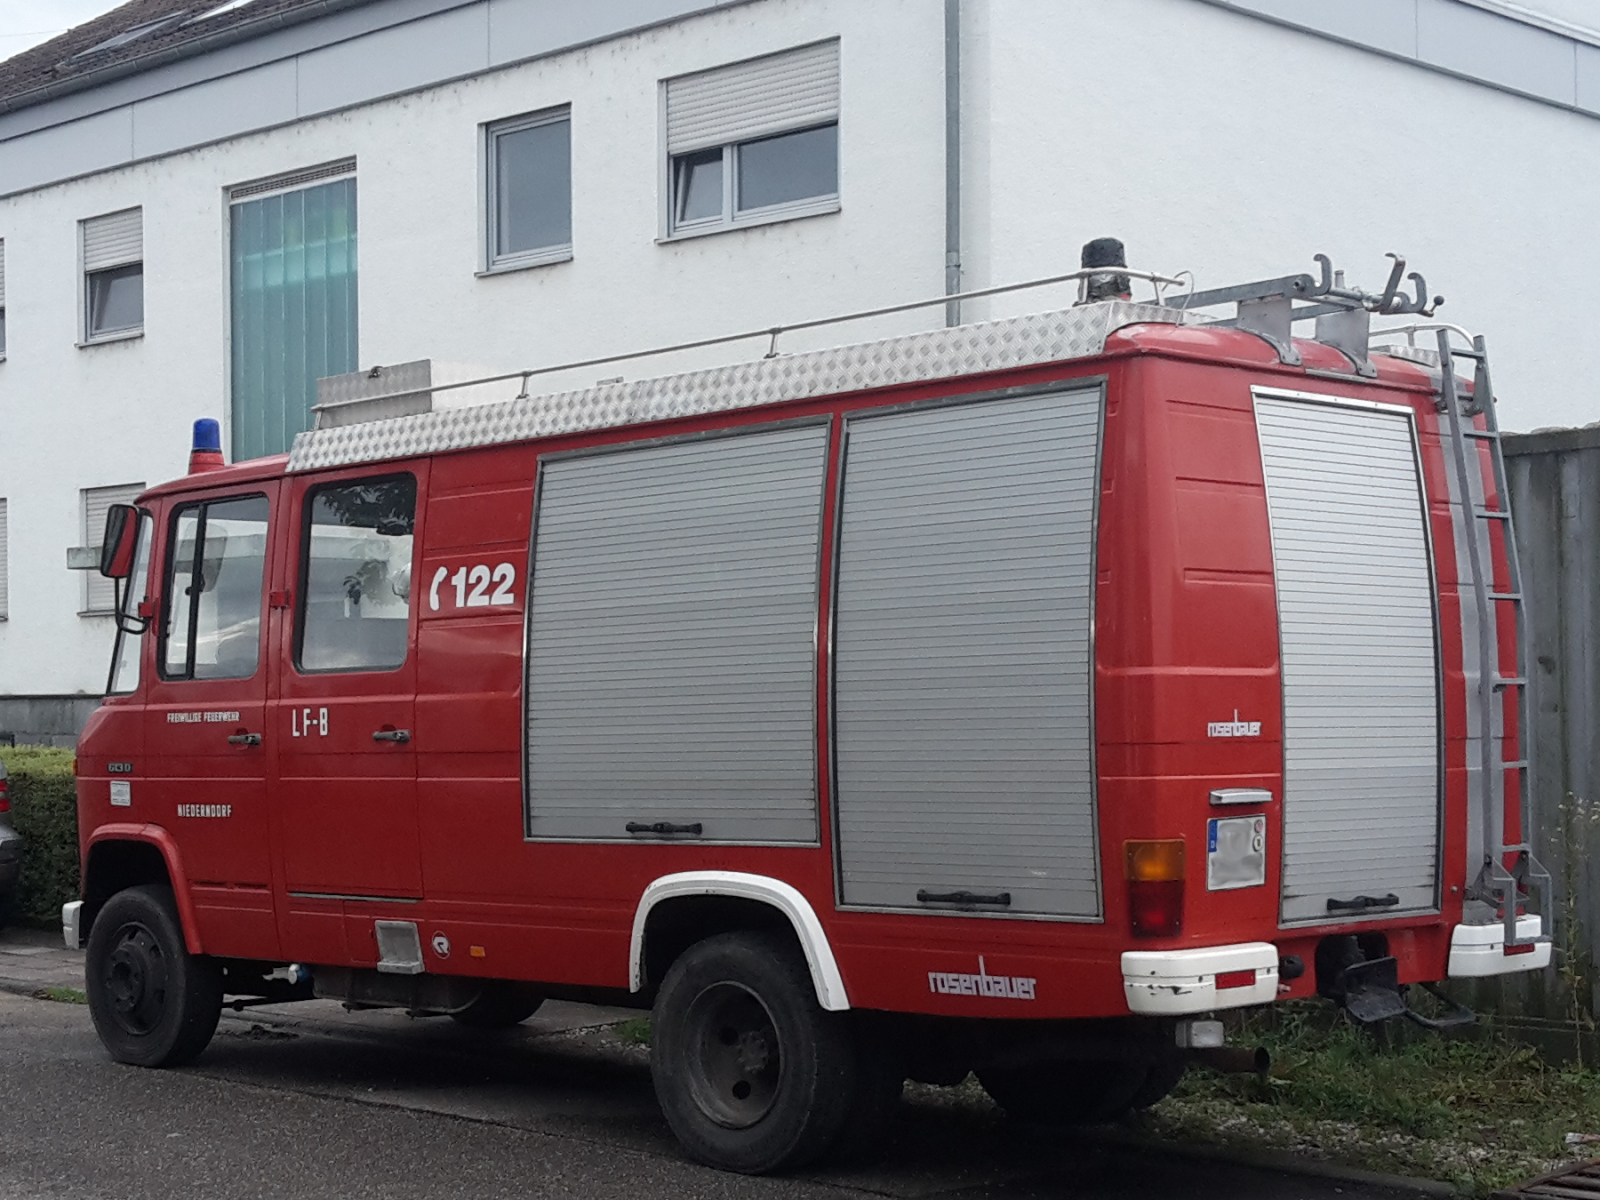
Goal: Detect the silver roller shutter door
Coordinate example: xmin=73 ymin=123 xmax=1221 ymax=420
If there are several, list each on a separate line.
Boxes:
xmin=526 ymin=423 xmax=829 ymax=843
xmin=833 ymin=390 xmax=1103 ymax=919
xmin=1255 ymin=394 xmax=1441 ymax=924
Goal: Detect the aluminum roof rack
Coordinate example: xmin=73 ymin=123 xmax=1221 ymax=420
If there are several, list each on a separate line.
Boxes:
xmin=1163 ymin=253 xmax=1445 ymax=377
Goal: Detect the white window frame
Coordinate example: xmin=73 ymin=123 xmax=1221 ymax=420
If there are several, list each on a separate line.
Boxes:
xmin=481 ymin=107 xmax=573 ymax=275
xmin=81 ymin=483 xmax=145 ymax=616
xmin=79 ymin=207 xmax=145 ymax=347
xmin=659 ymin=41 xmax=841 ymax=242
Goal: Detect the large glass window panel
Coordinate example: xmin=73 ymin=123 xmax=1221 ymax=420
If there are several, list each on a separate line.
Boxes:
xmin=298 ymin=476 xmax=416 ymax=673
xmin=491 ymin=116 xmax=571 ymax=264
xmin=672 ymin=148 xmax=724 ymax=226
xmin=230 ymin=177 xmax=358 ymax=462
xmin=736 ymin=124 xmax=838 ymax=213
xmin=161 ymin=496 xmax=270 ymax=681
xmin=87 ymin=264 xmax=143 ymax=338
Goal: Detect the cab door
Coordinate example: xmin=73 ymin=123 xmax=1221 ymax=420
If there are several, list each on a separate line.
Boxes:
xmin=143 ymin=486 xmax=281 ymax=958
xmin=271 ymin=468 xmax=425 ymax=903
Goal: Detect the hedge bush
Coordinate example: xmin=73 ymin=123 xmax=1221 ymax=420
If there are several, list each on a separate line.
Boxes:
xmin=2 ymin=746 xmax=79 ymax=927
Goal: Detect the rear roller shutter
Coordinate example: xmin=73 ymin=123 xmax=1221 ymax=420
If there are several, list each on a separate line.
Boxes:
xmin=1255 ymin=393 xmax=1442 ymax=924
xmin=832 ymin=389 xmax=1104 ymax=919
xmin=526 ymin=423 xmax=830 ymax=844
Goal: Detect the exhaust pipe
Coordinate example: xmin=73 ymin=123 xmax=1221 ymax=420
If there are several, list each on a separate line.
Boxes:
xmin=1191 ymin=1045 xmax=1271 ymax=1077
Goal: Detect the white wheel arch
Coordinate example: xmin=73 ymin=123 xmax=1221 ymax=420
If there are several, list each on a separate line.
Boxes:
xmin=629 ymin=871 xmax=851 ymax=1011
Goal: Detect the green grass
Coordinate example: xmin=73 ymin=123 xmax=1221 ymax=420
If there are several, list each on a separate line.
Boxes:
xmin=615 ymin=1017 xmax=652 ymax=1046
xmin=1148 ymin=1001 xmax=1599 ymax=1194
xmin=37 ymin=986 xmax=86 ymax=1005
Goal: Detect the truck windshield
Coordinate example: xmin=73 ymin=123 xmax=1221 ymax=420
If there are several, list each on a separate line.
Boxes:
xmin=107 ymin=511 xmax=154 ymax=695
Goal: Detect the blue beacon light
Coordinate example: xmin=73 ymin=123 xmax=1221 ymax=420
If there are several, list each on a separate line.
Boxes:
xmin=189 ymin=418 xmax=226 ymax=474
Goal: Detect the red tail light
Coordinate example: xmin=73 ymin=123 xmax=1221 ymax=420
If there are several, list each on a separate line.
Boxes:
xmin=1126 ymin=839 xmax=1185 ymax=938
xmin=0 ymin=778 xmax=9 ymax=814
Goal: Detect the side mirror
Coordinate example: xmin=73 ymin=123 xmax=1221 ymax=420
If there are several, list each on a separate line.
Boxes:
xmin=100 ymin=504 xmax=140 ymax=579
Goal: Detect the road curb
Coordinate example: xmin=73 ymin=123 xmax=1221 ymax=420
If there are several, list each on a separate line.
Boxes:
xmin=1069 ymin=1124 xmax=1458 ymax=1197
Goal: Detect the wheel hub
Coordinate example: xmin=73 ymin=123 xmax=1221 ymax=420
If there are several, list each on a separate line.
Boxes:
xmin=102 ymin=922 xmax=168 ymax=1036
xmin=684 ymin=982 xmax=782 ymax=1129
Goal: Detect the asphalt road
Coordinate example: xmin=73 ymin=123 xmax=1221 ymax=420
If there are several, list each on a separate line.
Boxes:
xmin=0 ymin=986 xmax=1445 ymax=1200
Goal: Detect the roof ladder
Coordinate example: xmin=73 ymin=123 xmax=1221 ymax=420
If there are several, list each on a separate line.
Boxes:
xmin=1434 ymin=330 xmax=1552 ymax=951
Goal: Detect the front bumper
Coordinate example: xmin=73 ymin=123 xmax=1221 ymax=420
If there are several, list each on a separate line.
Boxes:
xmin=1122 ymin=941 xmax=1280 ymax=1014
xmin=1447 ymin=915 xmax=1551 ymax=977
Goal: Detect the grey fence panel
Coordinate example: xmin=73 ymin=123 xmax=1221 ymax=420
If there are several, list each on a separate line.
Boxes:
xmin=1503 ymin=424 xmax=1600 ymax=1025
xmin=833 ymin=389 xmax=1103 ymax=919
xmin=526 ymin=423 xmax=830 ymax=843
xmin=1255 ymin=395 xmax=1441 ymax=924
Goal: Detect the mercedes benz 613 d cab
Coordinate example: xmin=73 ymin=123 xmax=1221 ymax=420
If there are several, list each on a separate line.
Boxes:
xmin=68 ymin=249 xmax=1550 ymax=1174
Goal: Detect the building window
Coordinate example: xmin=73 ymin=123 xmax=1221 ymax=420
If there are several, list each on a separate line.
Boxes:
xmin=229 ymin=162 xmax=358 ymax=462
xmin=81 ymin=208 xmax=143 ymax=343
xmin=0 ymin=498 xmax=8 ymax=621
xmin=0 ymin=238 xmax=8 ymax=359
xmin=664 ymin=40 xmax=840 ymax=238
xmin=82 ymin=483 xmax=145 ymax=615
xmin=484 ymin=108 xmax=572 ymax=272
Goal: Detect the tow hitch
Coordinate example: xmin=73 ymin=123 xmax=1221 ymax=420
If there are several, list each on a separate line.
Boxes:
xmin=1317 ymin=936 xmax=1476 ymax=1029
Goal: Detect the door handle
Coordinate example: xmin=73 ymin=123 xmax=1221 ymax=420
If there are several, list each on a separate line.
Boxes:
xmin=227 ymin=732 xmax=262 ymax=746
xmin=372 ymin=729 xmax=411 ymax=744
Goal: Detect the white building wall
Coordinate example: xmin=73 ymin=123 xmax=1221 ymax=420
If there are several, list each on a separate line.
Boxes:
xmin=0 ymin=0 xmax=1598 ymax=717
xmin=965 ymin=0 xmax=1600 ymax=439
xmin=0 ymin=0 xmax=945 ymax=701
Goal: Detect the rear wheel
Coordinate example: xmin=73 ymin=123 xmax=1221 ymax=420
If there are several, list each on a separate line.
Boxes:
xmin=85 ymin=885 xmax=222 ymax=1067
xmin=978 ymin=1059 xmax=1150 ymax=1124
xmin=651 ymin=931 xmax=856 ymax=1173
xmin=449 ymin=981 xmax=545 ymax=1029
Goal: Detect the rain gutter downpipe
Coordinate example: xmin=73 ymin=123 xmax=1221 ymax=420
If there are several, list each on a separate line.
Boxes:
xmin=944 ymin=0 xmax=962 ymax=327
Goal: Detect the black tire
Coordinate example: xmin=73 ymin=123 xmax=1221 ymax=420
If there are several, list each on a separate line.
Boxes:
xmin=449 ymin=981 xmax=545 ymax=1029
xmin=978 ymin=1059 xmax=1150 ymax=1124
xmin=85 ymin=885 xmax=222 ymax=1068
xmin=1127 ymin=1055 xmax=1186 ymax=1111
xmin=651 ymin=931 xmax=857 ymax=1174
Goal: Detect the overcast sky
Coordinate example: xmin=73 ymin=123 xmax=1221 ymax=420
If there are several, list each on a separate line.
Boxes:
xmin=0 ymin=0 xmax=128 ymax=61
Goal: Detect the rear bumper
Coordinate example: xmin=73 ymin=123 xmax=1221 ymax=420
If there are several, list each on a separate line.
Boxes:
xmin=1122 ymin=941 xmax=1280 ymax=1014
xmin=1447 ymin=915 xmax=1550 ymax=977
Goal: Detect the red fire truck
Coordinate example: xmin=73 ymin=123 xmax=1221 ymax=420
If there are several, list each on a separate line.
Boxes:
xmin=69 ymin=248 xmax=1550 ymax=1173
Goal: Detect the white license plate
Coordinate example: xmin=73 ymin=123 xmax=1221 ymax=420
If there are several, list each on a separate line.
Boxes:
xmin=1207 ymin=814 xmax=1266 ymax=890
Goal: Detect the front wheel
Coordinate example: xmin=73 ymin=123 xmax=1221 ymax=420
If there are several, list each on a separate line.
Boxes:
xmin=651 ymin=932 xmax=856 ymax=1174
xmin=85 ymin=885 xmax=222 ymax=1067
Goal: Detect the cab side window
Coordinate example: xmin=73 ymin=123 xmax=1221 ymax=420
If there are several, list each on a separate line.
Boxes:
xmin=161 ymin=495 xmax=270 ymax=681
xmin=297 ymin=475 xmax=417 ymax=673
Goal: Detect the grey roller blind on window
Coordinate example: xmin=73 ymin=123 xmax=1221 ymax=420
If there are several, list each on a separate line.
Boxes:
xmin=82 ymin=208 xmax=142 ymax=272
xmin=0 ymin=499 xmax=8 ymax=620
xmin=1255 ymin=395 xmax=1441 ymax=924
xmin=0 ymin=239 xmax=7 ymax=306
xmin=83 ymin=483 xmax=144 ymax=614
xmin=526 ymin=424 xmax=830 ymax=843
xmin=666 ymin=39 xmax=839 ymax=154
xmin=833 ymin=390 xmax=1104 ymax=919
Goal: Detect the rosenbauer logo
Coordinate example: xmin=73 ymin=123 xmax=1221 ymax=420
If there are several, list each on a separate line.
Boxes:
xmin=1207 ymin=710 xmax=1261 ymax=738
xmin=928 ymin=957 xmax=1037 ymax=1001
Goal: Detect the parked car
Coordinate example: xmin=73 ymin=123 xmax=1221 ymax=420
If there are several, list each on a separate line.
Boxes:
xmin=0 ymin=758 xmax=20 ymax=929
